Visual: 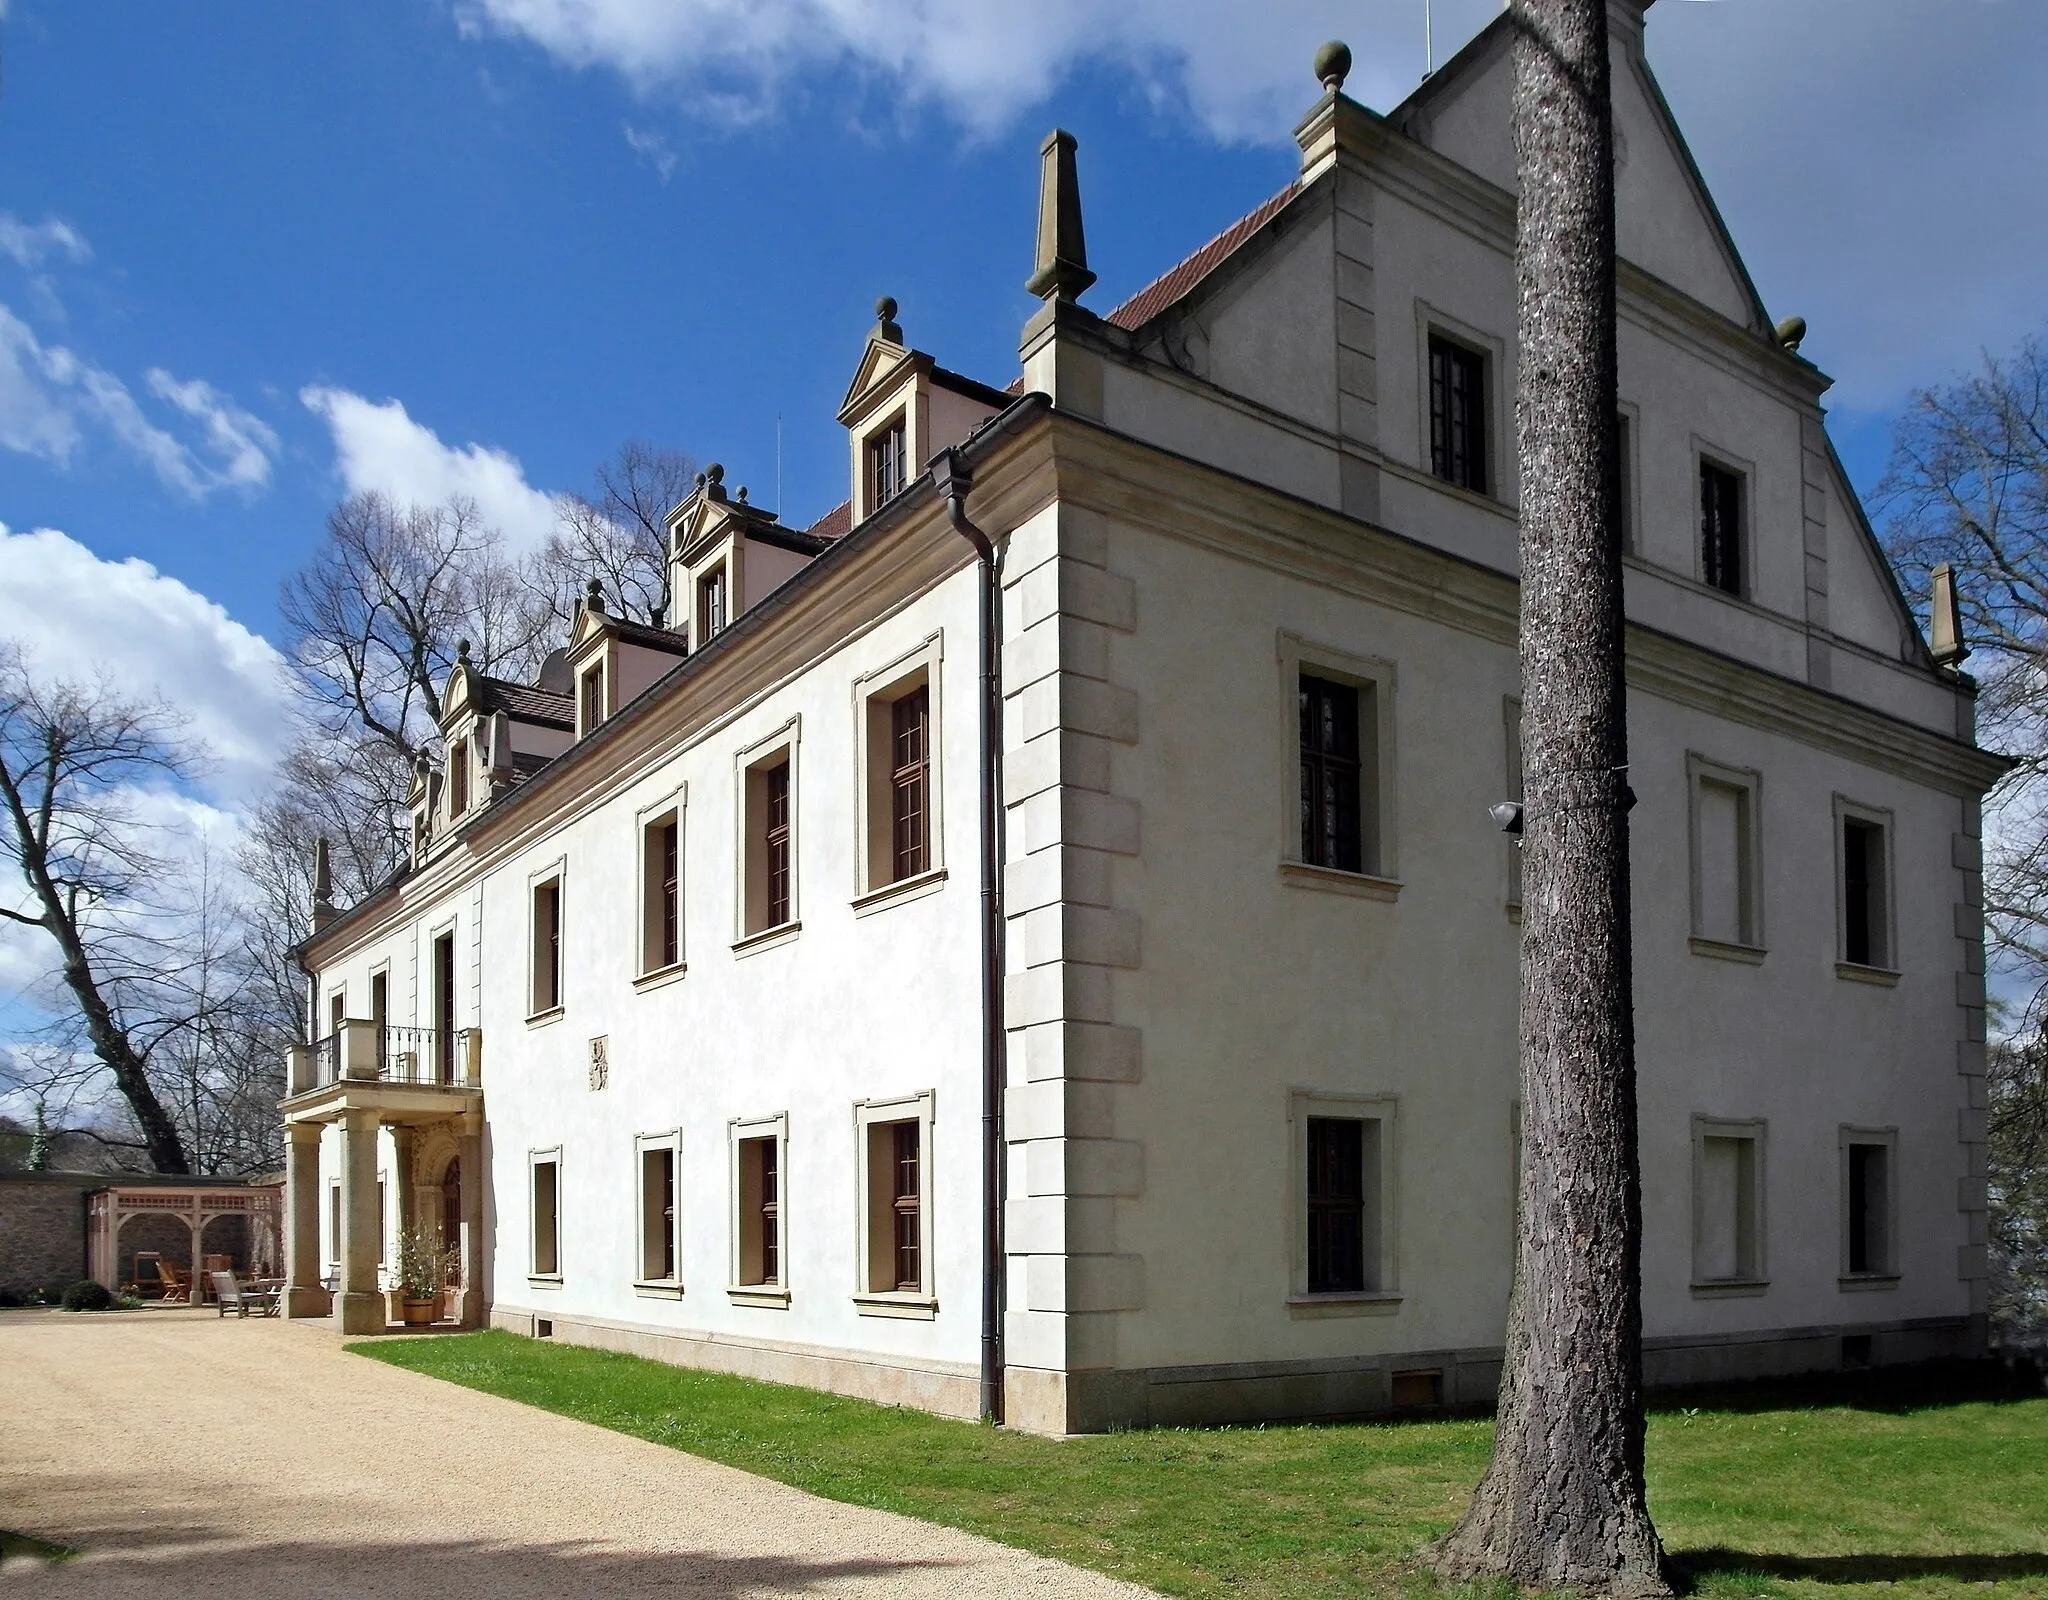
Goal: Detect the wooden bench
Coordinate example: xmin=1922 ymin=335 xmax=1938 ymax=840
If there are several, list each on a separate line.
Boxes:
xmin=210 ymin=1271 xmax=279 ymax=1318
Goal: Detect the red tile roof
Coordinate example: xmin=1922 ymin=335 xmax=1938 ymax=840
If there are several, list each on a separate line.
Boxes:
xmin=804 ymin=500 xmax=852 ymax=541
xmin=1106 ymin=184 xmax=1300 ymax=331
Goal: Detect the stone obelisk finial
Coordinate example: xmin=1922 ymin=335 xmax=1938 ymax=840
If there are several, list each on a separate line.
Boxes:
xmin=1930 ymin=561 xmax=1970 ymax=667
xmin=1025 ymin=129 xmax=1095 ymax=303
xmin=311 ymin=835 xmax=336 ymax=931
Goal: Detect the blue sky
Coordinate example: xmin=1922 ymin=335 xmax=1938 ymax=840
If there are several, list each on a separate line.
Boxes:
xmin=0 ymin=0 xmax=2042 ymax=827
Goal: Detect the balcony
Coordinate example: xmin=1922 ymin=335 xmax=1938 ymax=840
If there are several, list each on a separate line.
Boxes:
xmin=283 ymin=1020 xmax=483 ymax=1127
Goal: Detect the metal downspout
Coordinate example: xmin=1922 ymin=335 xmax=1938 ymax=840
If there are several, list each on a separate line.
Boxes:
xmin=930 ymin=445 xmax=1005 ymax=1425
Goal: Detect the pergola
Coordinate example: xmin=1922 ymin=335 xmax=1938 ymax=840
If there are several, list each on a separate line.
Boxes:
xmin=87 ymin=1184 xmax=282 ymax=1302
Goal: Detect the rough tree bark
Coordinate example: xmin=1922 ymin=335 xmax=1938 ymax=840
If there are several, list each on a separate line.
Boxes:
xmin=1433 ymin=1 xmax=1667 ymax=1592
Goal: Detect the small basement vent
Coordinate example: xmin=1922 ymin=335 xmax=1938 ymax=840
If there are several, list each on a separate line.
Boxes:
xmin=535 ymin=1318 xmax=554 ymax=1340
xmin=1841 ymin=1333 xmax=1873 ymax=1370
xmin=1390 ymin=1369 xmax=1444 ymax=1409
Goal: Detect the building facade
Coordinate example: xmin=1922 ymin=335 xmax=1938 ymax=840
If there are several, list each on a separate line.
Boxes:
xmin=283 ymin=2 xmax=2004 ymax=1434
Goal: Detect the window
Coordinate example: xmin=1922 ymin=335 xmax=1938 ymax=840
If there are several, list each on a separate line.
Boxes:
xmin=1307 ymin=1117 xmax=1372 ymax=1293
xmin=699 ymin=565 xmax=728 ymax=643
xmin=1841 ymin=1128 xmax=1898 ymax=1280
xmin=1687 ymin=754 xmax=1763 ymax=954
xmin=327 ymin=1182 xmax=341 ymax=1271
xmin=1300 ymin=674 xmax=1365 ymax=873
xmin=638 ymin=1135 xmax=679 ymax=1286
xmin=1700 ymin=460 xmax=1744 ymax=596
xmin=1838 ymin=802 xmax=1894 ymax=972
xmin=1616 ymin=411 xmax=1634 ymax=552
xmin=741 ymin=744 xmax=797 ymax=938
xmin=447 ymin=738 xmax=469 ymax=816
xmin=867 ymin=412 xmax=907 ymax=511
xmin=530 ymin=1153 xmax=560 ymax=1279
xmin=370 ymin=971 xmax=389 ymax=1073
xmin=1428 ymin=334 xmax=1487 ymax=494
xmin=1692 ymin=1117 xmax=1766 ymax=1290
xmin=328 ymin=989 xmax=345 ymax=1037
xmin=1290 ymin=1091 xmax=1396 ymax=1306
xmin=733 ymin=1122 xmax=786 ymax=1293
xmin=636 ymin=811 xmax=682 ymax=974
xmin=432 ymin=930 xmax=457 ymax=1081
xmin=856 ymin=643 xmax=944 ymax=903
xmin=888 ymin=689 xmax=930 ymax=882
xmin=856 ymin=1092 xmax=935 ymax=1310
xmin=580 ymin=663 xmax=606 ymax=733
xmin=530 ymin=875 xmax=563 ymax=1015
xmin=377 ymin=1178 xmax=387 ymax=1267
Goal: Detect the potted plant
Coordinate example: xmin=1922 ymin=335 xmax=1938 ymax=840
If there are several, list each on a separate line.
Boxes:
xmin=393 ymin=1223 xmax=459 ymax=1325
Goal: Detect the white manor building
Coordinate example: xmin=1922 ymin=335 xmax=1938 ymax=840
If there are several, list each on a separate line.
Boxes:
xmin=283 ymin=1 xmax=2004 ymax=1434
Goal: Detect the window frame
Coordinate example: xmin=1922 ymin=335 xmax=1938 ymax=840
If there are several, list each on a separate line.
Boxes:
xmin=1426 ymin=332 xmax=1489 ymax=495
xmin=1286 ymin=1088 xmax=1401 ymax=1315
xmin=1413 ymin=303 xmax=1508 ymax=505
xmin=1616 ymin=402 xmax=1640 ymax=555
xmin=1277 ymin=632 xmax=1399 ymax=898
xmin=1692 ymin=441 xmax=1754 ymax=600
xmin=852 ymin=634 xmax=947 ymax=911
xmin=697 ymin=561 xmax=730 ymax=646
xmin=526 ymin=860 xmax=566 ymax=1022
xmin=728 ymin=1112 xmax=790 ymax=1306
xmin=735 ymin=720 xmax=801 ymax=949
xmin=853 ymin=1090 xmax=937 ymax=1317
xmin=446 ymin=736 xmax=470 ymax=818
xmin=578 ymin=656 xmax=609 ymax=737
xmin=634 ymin=1128 xmax=683 ymax=1296
xmin=1686 ymin=752 xmax=1766 ymax=960
xmin=529 ymin=1146 xmax=563 ymax=1284
xmin=1838 ymin=1124 xmax=1901 ymax=1286
xmin=1690 ymin=1115 xmax=1768 ymax=1295
xmin=866 ymin=409 xmax=909 ymax=514
xmin=1834 ymin=795 xmax=1899 ymax=979
xmin=634 ymin=786 xmax=688 ymax=985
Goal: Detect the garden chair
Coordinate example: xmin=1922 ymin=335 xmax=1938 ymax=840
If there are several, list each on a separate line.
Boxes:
xmin=155 ymin=1261 xmax=190 ymax=1303
xmin=210 ymin=1271 xmax=278 ymax=1318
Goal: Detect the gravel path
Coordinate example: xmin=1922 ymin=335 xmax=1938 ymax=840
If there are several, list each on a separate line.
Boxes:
xmin=0 ymin=1308 xmax=1152 ymax=1598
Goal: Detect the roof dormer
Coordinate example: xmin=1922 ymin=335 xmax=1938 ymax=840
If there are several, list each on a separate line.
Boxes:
xmin=566 ymin=578 xmax=689 ymax=736
xmin=836 ymin=298 xmax=1008 ymax=525
xmin=667 ymin=463 xmax=833 ymax=653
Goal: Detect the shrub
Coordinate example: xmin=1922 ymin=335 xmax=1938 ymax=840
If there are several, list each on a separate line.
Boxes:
xmin=0 ymin=1287 xmax=23 ymax=1308
xmin=61 ymin=1280 xmax=115 ymax=1313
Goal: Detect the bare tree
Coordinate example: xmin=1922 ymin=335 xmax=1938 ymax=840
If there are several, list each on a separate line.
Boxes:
xmin=1434 ymin=2 xmax=1667 ymax=1593
xmin=528 ymin=441 xmax=696 ymax=633
xmin=0 ymin=646 xmax=195 ymax=1172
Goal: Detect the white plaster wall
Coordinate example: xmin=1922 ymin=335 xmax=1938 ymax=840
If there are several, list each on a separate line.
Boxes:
xmin=1097 ymin=511 xmax=1972 ymax=1371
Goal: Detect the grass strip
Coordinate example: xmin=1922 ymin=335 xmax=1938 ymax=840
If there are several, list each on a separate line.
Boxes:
xmin=355 ymin=1331 xmax=2048 ymax=1600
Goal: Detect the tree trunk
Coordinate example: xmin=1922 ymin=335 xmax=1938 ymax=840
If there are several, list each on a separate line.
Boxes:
xmin=1433 ymin=1 xmax=1666 ymax=1593
xmin=50 ymin=911 xmax=191 ymax=1175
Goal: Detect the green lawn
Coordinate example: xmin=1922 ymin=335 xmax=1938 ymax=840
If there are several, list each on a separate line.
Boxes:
xmin=354 ymin=1333 xmax=2048 ymax=1600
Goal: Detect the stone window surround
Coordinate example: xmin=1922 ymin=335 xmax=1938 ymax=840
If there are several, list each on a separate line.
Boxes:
xmin=425 ymin=912 xmax=459 ymax=1032
xmin=1412 ymin=299 xmax=1510 ymax=509
xmin=525 ymin=856 xmax=568 ymax=1024
xmin=633 ymin=783 xmax=688 ymax=987
xmin=634 ymin=1127 xmax=684 ymax=1298
xmin=1838 ymin=1123 xmax=1902 ymax=1289
xmin=1285 ymin=1087 xmax=1402 ymax=1317
xmin=1690 ymin=1113 xmax=1768 ymax=1296
xmin=728 ymin=1111 xmax=790 ymax=1308
xmin=1685 ymin=751 xmax=1766 ymax=961
xmin=575 ymin=645 xmax=614 ymax=739
xmin=691 ymin=544 xmax=737 ymax=649
xmin=1834 ymin=792 xmax=1900 ymax=982
xmin=852 ymin=1089 xmax=937 ymax=1319
xmin=1617 ymin=397 xmax=1643 ymax=555
xmin=529 ymin=1145 xmax=563 ymax=1286
xmin=733 ymin=717 xmax=801 ymax=951
xmin=846 ymin=369 xmax=930 ymax=525
xmin=850 ymin=631 xmax=948 ymax=914
xmin=1691 ymin=435 xmax=1757 ymax=601
xmin=1276 ymin=630 xmax=1400 ymax=900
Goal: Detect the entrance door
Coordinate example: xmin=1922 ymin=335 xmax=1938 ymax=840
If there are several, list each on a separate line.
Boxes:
xmin=440 ymin=1157 xmax=462 ymax=1286
xmin=433 ymin=932 xmax=456 ymax=1083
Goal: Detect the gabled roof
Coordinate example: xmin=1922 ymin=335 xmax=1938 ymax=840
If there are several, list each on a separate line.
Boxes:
xmin=604 ymin=615 xmax=692 ymax=654
xmin=1107 ymin=184 xmax=1299 ymax=331
xmin=470 ymin=675 xmax=573 ymax=730
xmin=804 ymin=500 xmax=852 ymax=541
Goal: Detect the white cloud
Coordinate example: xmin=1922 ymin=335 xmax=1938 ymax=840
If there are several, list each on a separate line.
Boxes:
xmin=0 ymin=305 xmax=278 ymax=496
xmin=0 ymin=523 xmax=292 ymax=804
xmin=300 ymin=385 xmax=564 ymax=550
xmin=0 ymin=213 xmax=91 ymax=271
xmin=623 ymin=123 xmax=679 ymax=182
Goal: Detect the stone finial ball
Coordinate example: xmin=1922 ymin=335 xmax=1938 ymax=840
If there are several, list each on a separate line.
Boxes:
xmin=1774 ymin=314 xmax=1807 ymax=351
xmin=1314 ymin=40 xmax=1352 ymax=91
xmin=876 ymin=295 xmax=899 ymax=321
xmin=706 ymin=462 xmax=725 ymax=482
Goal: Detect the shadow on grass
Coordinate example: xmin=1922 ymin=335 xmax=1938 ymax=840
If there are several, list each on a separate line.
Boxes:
xmin=1648 ymin=1358 xmax=2047 ymax=1419
xmin=1673 ymin=1549 xmax=2048 ymax=1586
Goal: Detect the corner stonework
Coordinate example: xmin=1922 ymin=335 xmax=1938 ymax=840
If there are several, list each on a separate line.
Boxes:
xmin=999 ymin=499 xmax=1148 ymax=1434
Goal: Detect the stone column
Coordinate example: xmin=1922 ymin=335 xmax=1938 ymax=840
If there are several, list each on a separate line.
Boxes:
xmin=336 ymin=1108 xmax=386 ymax=1334
xmin=285 ymin=1123 xmax=329 ymax=1316
xmin=458 ymin=1116 xmax=486 ymax=1329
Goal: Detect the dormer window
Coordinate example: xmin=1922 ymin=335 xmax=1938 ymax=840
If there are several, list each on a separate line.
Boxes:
xmin=580 ymin=663 xmax=606 ymax=734
xmin=699 ymin=565 xmax=728 ymax=643
xmin=867 ymin=413 xmax=907 ymax=511
xmin=447 ymin=739 xmax=469 ymax=817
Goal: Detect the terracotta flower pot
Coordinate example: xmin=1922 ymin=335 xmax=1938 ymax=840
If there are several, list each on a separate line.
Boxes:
xmin=400 ymin=1297 xmax=437 ymax=1326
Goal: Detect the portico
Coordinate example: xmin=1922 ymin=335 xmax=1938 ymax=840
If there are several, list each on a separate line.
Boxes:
xmin=281 ymin=1018 xmax=485 ymax=1333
